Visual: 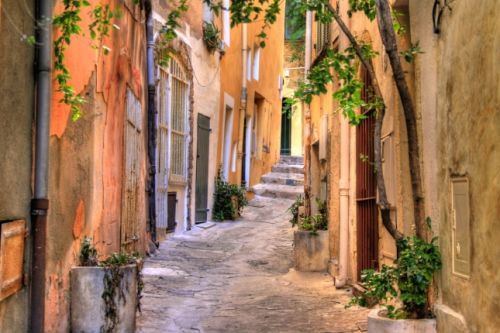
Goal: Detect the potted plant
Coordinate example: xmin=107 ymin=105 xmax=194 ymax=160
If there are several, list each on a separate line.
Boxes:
xmin=71 ymin=238 xmax=143 ymax=333
xmin=290 ymin=197 xmax=329 ymax=272
xmin=202 ymin=21 xmax=224 ymax=54
xmin=348 ymin=231 xmax=442 ymax=333
xmin=212 ymin=169 xmax=248 ymax=221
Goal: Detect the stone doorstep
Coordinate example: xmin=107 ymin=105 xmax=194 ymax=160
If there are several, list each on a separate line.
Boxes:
xmin=251 ymin=183 xmax=304 ymax=199
xmin=261 ymin=172 xmax=304 ymax=186
xmin=271 ymin=164 xmax=304 ymax=174
xmin=279 ymin=155 xmax=304 ymax=165
xmin=195 ymin=222 xmax=217 ymax=229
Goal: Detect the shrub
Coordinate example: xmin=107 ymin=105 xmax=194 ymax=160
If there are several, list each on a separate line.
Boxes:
xmin=288 ymin=197 xmax=328 ymax=235
xmin=349 ymin=234 xmax=442 ymax=319
xmin=212 ymin=169 xmax=248 ymax=221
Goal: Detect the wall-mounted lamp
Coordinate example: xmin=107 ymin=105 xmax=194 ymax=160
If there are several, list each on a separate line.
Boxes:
xmin=432 ymin=0 xmax=455 ymax=34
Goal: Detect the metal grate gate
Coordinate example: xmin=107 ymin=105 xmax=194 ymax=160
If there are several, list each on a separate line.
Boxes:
xmin=356 ymin=69 xmax=379 ymax=280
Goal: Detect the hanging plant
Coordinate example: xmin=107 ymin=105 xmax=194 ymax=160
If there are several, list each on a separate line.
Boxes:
xmin=202 ymin=21 xmax=223 ymax=54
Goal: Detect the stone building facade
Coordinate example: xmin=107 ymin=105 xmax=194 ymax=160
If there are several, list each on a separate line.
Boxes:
xmin=302 ymin=0 xmax=499 ymax=332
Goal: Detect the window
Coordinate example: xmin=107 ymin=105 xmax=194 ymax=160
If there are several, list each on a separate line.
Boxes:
xmin=253 ymin=47 xmax=261 ymax=81
xmin=222 ymin=0 xmax=230 ymax=46
xmin=247 ymin=49 xmax=252 ymax=80
xmin=164 ymin=57 xmax=189 ymax=183
xmin=316 ymin=6 xmax=330 ymax=54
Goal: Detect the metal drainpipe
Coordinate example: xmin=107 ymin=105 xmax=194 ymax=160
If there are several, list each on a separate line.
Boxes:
xmin=303 ymin=11 xmax=312 ymax=216
xmin=335 ymin=5 xmax=350 ymax=288
xmin=238 ymin=23 xmax=248 ymax=186
xmin=145 ymin=0 xmax=157 ymax=245
xmin=31 ymin=0 xmax=53 ymax=331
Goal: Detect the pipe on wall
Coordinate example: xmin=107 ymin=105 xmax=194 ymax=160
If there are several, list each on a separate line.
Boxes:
xmin=238 ymin=23 xmax=248 ymax=186
xmin=303 ymin=10 xmax=312 ymax=216
xmin=31 ymin=0 xmax=53 ymax=331
xmin=335 ymin=114 xmax=350 ymax=288
xmin=335 ymin=5 xmax=351 ymax=287
xmin=145 ymin=0 xmax=157 ymax=245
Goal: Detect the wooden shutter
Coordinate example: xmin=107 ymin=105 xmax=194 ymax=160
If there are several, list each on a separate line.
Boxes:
xmin=122 ymin=89 xmax=142 ymax=251
xmin=316 ymin=7 xmax=330 ymax=54
xmin=0 ymin=220 xmax=26 ymax=301
xmin=156 ymin=69 xmax=170 ymax=229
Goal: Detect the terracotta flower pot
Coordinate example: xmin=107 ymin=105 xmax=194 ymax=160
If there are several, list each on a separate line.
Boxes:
xmin=367 ymin=309 xmax=436 ymax=333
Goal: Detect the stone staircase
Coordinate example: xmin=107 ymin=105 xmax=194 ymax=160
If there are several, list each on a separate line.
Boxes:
xmin=251 ymin=156 xmax=304 ymax=200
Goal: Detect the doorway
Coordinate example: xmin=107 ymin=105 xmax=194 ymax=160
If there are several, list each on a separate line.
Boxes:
xmin=356 ymin=69 xmax=378 ymax=280
xmin=281 ymin=98 xmax=292 ymax=156
xmin=195 ymin=114 xmax=210 ymax=223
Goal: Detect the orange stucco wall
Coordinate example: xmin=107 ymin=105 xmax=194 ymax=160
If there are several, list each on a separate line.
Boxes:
xmin=45 ymin=1 xmax=148 ymax=330
xmin=219 ymin=2 xmax=285 ymax=187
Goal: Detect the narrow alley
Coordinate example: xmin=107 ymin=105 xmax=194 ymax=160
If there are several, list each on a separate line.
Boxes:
xmin=137 ymin=158 xmax=369 ymax=333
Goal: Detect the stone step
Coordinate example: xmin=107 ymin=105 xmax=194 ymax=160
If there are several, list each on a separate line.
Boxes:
xmin=271 ymin=164 xmax=304 ymax=174
xmin=261 ymin=172 xmax=304 ymax=186
xmin=280 ymin=155 xmax=304 ymax=165
xmin=251 ymin=183 xmax=304 ymax=200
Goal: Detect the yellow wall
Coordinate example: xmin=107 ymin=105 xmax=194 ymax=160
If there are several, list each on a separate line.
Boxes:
xmin=219 ymin=2 xmax=285 ymax=188
xmin=283 ymin=41 xmax=304 ymax=157
xmin=411 ymin=1 xmax=500 ymax=332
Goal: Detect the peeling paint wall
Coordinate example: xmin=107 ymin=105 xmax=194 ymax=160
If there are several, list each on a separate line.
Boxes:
xmin=0 ymin=0 xmax=34 ymax=331
xmin=45 ymin=1 xmax=148 ymax=330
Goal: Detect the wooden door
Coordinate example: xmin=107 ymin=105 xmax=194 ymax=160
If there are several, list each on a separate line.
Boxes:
xmin=122 ymin=89 xmax=142 ymax=252
xmin=356 ymin=70 xmax=378 ymax=280
xmin=195 ymin=114 xmax=210 ymax=224
xmin=281 ymin=99 xmax=292 ymax=156
xmin=167 ymin=192 xmax=177 ymax=232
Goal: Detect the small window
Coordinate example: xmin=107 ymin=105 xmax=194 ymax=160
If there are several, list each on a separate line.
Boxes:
xmin=168 ymin=57 xmax=189 ymax=182
xmin=316 ymin=5 xmax=330 ymax=54
xmin=222 ymin=0 xmax=230 ymax=46
xmin=451 ymin=177 xmax=471 ymax=279
xmin=247 ymin=49 xmax=252 ymax=81
xmin=253 ymin=47 xmax=261 ymax=81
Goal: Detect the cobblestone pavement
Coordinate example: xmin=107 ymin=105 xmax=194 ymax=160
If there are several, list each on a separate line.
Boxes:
xmin=136 ymin=197 xmax=369 ymax=333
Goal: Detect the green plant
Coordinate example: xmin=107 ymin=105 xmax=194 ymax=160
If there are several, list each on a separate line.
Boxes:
xmin=290 ymin=197 xmax=327 ymax=235
xmin=287 ymin=195 xmax=304 ymax=226
xmin=349 ymin=234 xmax=442 ymax=319
xmin=99 ymin=252 xmax=143 ymax=333
xmin=79 ymin=237 xmax=98 ymax=266
xmin=77 ymin=241 xmax=143 ymax=332
xmin=212 ymin=169 xmax=248 ymax=221
xmin=202 ymin=21 xmax=223 ymax=53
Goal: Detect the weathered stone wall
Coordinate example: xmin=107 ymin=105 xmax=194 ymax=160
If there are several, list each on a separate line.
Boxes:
xmin=410 ymin=0 xmax=500 ymax=331
xmin=0 ymin=0 xmax=34 ymax=331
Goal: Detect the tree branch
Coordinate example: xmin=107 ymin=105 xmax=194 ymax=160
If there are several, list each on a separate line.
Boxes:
xmin=375 ymin=0 xmax=426 ymax=239
xmin=326 ymin=3 xmax=403 ymax=241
